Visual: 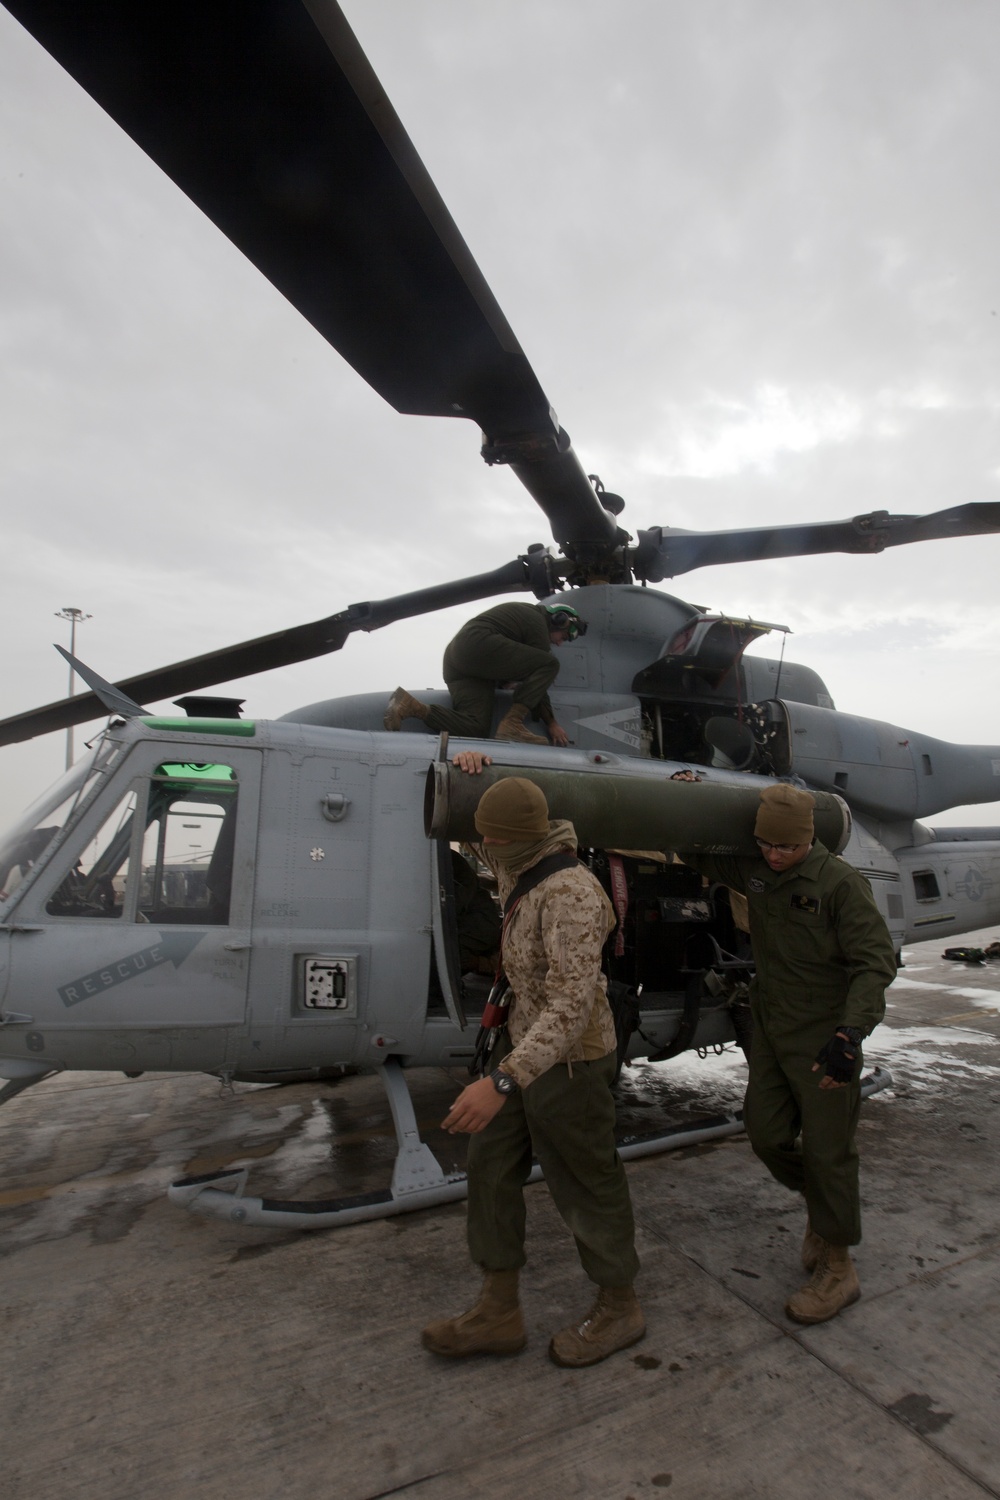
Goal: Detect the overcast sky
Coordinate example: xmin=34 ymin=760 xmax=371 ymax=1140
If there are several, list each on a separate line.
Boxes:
xmin=1 ymin=0 xmax=999 ymax=833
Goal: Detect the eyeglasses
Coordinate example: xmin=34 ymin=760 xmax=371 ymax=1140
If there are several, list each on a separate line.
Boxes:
xmin=755 ymin=838 xmax=803 ymax=855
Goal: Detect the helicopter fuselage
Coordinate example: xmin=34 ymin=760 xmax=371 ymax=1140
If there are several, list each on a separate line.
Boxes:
xmin=1 ymin=696 xmax=998 ymax=1101
xmin=0 ymin=717 xmax=742 ymax=1090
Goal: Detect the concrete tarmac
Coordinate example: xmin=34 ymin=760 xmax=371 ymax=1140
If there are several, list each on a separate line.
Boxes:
xmin=2 ymin=930 xmax=999 ymax=1500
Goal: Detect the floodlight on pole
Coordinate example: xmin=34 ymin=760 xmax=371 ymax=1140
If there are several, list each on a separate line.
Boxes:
xmin=54 ymin=607 xmax=92 ymax=769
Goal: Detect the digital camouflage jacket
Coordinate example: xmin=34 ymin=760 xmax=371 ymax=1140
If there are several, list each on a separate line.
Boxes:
xmin=473 ymin=841 xmax=617 ymax=1088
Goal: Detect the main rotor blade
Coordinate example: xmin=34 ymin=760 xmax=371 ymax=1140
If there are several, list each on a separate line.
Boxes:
xmin=633 ymin=502 xmax=1000 ymax=580
xmin=6 ymin=0 xmax=619 ymax=552
xmin=0 ymin=558 xmax=536 ymax=749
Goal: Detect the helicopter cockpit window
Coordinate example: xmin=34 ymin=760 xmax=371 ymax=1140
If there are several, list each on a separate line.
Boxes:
xmin=45 ymin=789 xmax=140 ymax=918
xmin=0 ymin=742 xmax=116 ymax=905
xmin=139 ymin=764 xmax=238 ymax=925
xmin=43 ymin=762 xmax=239 ymax=923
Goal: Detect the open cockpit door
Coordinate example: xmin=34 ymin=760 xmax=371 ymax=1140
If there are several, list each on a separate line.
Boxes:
xmin=633 ymin=613 xmax=787 ymax=699
xmin=630 ymin=614 xmax=789 ymax=768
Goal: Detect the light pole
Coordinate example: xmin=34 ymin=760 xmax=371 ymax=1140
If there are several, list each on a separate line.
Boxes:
xmin=54 ymin=607 xmax=92 ymax=770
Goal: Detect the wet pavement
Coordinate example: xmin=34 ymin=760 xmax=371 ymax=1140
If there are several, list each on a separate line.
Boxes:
xmin=2 ymin=931 xmax=999 ymax=1499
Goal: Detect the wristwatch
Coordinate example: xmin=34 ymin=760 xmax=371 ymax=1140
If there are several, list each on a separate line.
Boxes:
xmin=837 ymin=1026 xmax=864 ymax=1046
xmin=489 ymin=1069 xmax=520 ymax=1096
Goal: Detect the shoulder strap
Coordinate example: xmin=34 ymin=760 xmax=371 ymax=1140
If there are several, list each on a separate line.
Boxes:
xmin=502 ymin=852 xmax=582 ymax=916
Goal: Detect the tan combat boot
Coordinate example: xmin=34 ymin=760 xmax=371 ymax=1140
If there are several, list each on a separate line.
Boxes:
xmin=421 ymin=1270 xmax=527 ymax=1357
xmin=495 ymin=703 xmax=548 ymax=745
xmin=384 ymin=687 xmax=430 ymax=732
xmin=785 ymin=1244 xmax=860 ymax=1324
xmin=802 ymin=1218 xmax=825 ymax=1272
xmin=548 ymin=1286 xmax=646 ymax=1368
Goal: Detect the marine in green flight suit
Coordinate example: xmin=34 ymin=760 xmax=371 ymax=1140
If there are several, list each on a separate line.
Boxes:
xmin=682 ymin=782 xmax=896 ymax=1324
xmin=384 ymin=601 xmax=583 ymax=746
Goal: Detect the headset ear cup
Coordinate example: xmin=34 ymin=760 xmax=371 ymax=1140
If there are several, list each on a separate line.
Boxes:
xmin=545 ymin=605 xmax=583 ymax=638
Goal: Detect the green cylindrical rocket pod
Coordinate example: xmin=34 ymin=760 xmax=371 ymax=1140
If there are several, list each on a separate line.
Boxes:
xmin=424 ymin=760 xmax=850 ymax=855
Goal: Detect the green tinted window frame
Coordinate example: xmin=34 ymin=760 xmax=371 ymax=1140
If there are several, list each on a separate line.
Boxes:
xmin=153 ymin=762 xmax=237 ymax=784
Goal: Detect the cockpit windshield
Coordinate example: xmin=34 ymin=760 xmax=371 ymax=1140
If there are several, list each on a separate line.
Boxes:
xmin=0 ymin=739 xmax=119 ymax=906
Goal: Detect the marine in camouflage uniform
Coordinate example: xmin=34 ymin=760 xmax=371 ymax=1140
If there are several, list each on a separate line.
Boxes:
xmin=422 ymin=766 xmax=643 ymax=1368
xmin=682 ymin=782 xmax=896 ymax=1324
xmin=384 ymin=602 xmax=579 ymax=746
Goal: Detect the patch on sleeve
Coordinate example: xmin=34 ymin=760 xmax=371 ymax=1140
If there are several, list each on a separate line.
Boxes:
xmin=789 ymin=893 xmax=820 ymax=914
xmin=748 ymin=877 xmax=766 ymax=894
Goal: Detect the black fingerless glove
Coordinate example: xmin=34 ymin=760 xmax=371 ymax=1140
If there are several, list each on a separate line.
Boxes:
xmin=814 ymin=1031 xmax=859 ymax=1084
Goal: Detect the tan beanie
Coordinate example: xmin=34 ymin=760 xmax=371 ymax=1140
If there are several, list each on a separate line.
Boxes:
xmin=754 ymin=784 xmax=815 ymax=845
xmin=474 ymin=778 xmax=550 ymax=840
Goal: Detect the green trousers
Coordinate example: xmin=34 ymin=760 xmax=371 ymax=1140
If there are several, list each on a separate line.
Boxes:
xmin=423 ymin=625 xmax=559 ymax=737
xmin=743 ymin=1016 xmax=862 ymax=1245
xmin=466 ymin=1039 xmax=639 ymax=1287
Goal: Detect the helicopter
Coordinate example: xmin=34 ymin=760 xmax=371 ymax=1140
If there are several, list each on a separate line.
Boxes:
xmin=1 ymin=1 xmax=1000 ymax=1231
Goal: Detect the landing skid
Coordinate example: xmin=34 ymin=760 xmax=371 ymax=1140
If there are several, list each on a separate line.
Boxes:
xmin=167 ymin=1059 xmax=894 ymax=1231
xmin=0 ymin=1063 xmax=60 ymax=1108
xmin=169 ymin=1058 xmax=469 ymax=1229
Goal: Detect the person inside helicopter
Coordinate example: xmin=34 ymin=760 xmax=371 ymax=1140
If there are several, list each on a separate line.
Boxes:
xmin=383 ymin=601 xmax=582 ymax=746
xmin=450 ymin=848 xmax=501 ymax=976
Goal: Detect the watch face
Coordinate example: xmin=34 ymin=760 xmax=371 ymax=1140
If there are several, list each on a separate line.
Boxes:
xmin=492 ymin=1070 xmax=517 ymax=1094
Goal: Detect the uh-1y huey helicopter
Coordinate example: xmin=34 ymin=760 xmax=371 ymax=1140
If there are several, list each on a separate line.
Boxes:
xmin=2 ymin=0 xmax=1000 ymax=1232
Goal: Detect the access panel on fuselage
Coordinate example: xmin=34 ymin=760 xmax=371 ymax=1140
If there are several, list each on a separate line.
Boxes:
xmin=246 ymin=743 xmax=436 ymax=1070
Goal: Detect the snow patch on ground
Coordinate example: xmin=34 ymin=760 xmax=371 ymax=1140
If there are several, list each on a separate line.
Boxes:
xmin=889 ymin=976 xmax=1000 ymax=1009
xmin=618 ymin=1045 xmax=748 ymax=1119
xmin=867 ymin=1024 xmax=1000 ymax=1095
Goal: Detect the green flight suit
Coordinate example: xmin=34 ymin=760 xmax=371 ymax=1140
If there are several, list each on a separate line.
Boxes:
xmin=684 ymin=841 xmax=896 ymax=1244
xmin=423 ymin=602 xmax=559 ymax=738
xmin=450 ymin=851 xmax=501 ymax=971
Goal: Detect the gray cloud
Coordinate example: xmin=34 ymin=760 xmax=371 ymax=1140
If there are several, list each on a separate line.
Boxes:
xmin=1 ymin=0 xmax=999 ymax=827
